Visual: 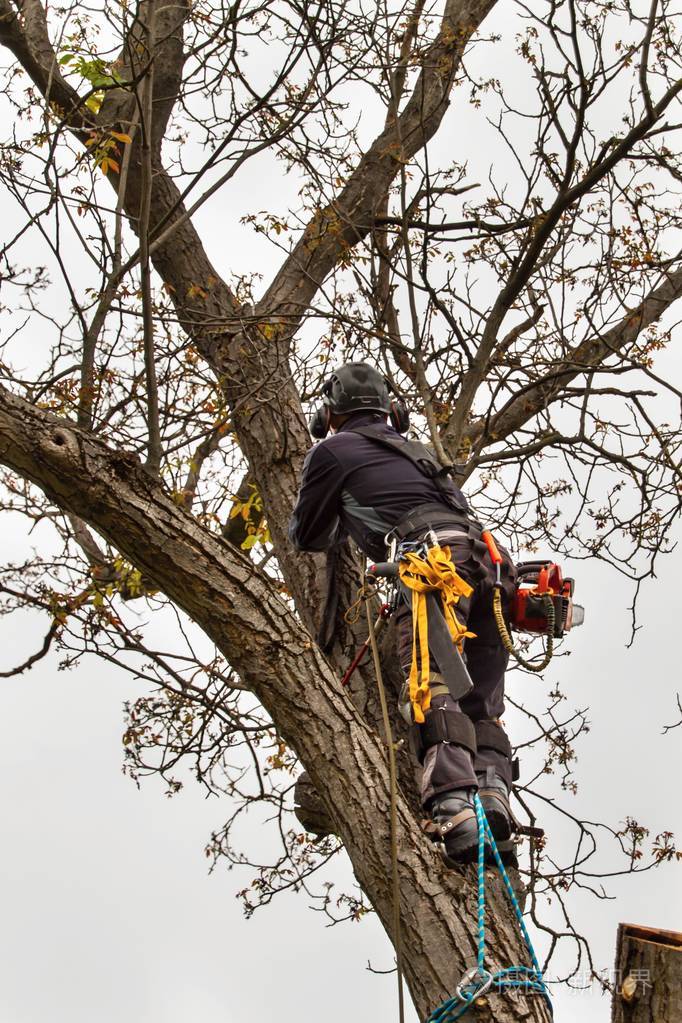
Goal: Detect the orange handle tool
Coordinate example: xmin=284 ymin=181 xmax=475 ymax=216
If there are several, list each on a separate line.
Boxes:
xmin=481 ymin=529 xmax=502 ymax=563
xmin=481 ymin=529 xmax=502 ymax=585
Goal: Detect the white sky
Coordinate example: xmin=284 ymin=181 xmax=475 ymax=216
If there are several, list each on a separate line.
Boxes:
xmin=0 ymin=519 xmax=680 ymax=1023
xmin=0 ymin=4 xmax=681 ymax=1022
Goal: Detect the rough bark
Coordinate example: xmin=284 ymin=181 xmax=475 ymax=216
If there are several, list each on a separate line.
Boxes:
xmin=0 ymin=384 xmax=551 ymax=1023
xmin=611 ymin=923 xmax=682 ymax=1023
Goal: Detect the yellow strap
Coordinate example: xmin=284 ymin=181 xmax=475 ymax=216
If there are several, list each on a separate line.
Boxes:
xmin=398 ymin=545 xmax=475 ymax=724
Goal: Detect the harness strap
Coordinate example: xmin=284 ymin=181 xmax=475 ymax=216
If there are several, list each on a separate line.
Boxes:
xmin=479 ymin=787 xmax=515 ymax=819
xmin=421 ymin=807 xmax=477 ymax=841
xmin=474 ymin=720 xmax=512 ymax=758
xmin=390 ymin=502 xmax=476 ymax=541
xmin=412 ymin=707 xmax=477 ymax=764
xmin=400 ymin=679 xmax=450 ymax=704
xmin=349 ymin=426 xmax=468 ymax=515
xmin=479 ymin=785 xmax=512 ymax=801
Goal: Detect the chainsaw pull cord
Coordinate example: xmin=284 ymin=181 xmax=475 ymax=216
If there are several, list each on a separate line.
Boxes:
xmin=364 ymin=593 xmax=406 ymax=1023
xmin=482 ymin=530 xmax=555 ymax=673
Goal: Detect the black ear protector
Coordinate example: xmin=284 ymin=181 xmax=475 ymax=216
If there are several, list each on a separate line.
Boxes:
xmin=308 ymin=376 xmax=333 ymax=439
xmin=388 ymin=394 xmax=410 ymax=434
xmin=308 ymin=401 xmax=331 ymax=439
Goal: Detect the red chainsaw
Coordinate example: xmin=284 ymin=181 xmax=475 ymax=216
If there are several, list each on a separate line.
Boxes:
xmin=510 ymin=560 xmax=584 ymax=638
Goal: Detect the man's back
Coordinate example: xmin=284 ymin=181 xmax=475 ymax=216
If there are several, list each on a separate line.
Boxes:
xmin=288 ymin=413 xmax=468 ymax=559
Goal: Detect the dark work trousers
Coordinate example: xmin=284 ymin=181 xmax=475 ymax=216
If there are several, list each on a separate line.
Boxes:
xmin=395 ymin=522 xmax=517 ymax=807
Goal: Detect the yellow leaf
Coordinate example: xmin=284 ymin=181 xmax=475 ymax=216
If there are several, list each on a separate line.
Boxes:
xmin=187 ymin=283 xmax=208 ymax=299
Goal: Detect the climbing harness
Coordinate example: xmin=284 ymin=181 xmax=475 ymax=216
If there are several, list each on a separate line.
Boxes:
xmin=397 ymin=543 xmax=474 ymax=723
xmin=342 ymin=541 xmax=475 ymax=712
xmin=426 ymin=793 xmax=552 ymax=1022
xmin=348 ymin=424 xmax=468 ymax=515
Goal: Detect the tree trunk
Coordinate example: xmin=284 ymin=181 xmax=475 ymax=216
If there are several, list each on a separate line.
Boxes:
xmin=611 ymin=923 xmax=682 ymax=1023
xmin=0 ymin=386 xmax=552 ymax=1023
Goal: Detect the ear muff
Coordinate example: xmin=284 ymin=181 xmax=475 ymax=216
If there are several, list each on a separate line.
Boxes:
xmin=309 ymin=403 xmax=331 ymax=439
xmin=389 ymin=396 xmax=410 ymax=434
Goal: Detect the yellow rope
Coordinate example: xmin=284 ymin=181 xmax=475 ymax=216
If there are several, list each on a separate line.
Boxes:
xmin=344 ymin=582 xmax=378 ymax=625
xmin=492 ymin=587 xmax=555 ymax=672
xmin=398 ymin=545 xmax=475 ymax=724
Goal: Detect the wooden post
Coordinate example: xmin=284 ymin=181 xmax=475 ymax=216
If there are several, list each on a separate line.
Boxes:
xmin=611 ymin=922 xmax=682 ymax=1022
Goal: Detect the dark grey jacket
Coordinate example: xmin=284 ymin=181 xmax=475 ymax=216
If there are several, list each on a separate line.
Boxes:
xmin=288 ymin=413 xmax=468 ymax=561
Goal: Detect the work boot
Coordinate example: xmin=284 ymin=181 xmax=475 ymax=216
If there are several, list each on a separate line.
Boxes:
xmin=477 ymin=767 xmax=513 ymax=843
xmin=429 ymin=788 xmax=479 ymax=864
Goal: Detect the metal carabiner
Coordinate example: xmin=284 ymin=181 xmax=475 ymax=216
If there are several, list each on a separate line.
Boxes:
xmin=396 ymin=538 xmax=428 ymax=561
xmin=455 ymin=966 xmax=494 ymax=1004
xmin=383 ymin=528 xmax=398 ymax=559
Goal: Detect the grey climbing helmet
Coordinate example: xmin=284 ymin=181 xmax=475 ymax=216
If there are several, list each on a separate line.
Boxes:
xmin=309 ymin=362 xmax=409 ymax=438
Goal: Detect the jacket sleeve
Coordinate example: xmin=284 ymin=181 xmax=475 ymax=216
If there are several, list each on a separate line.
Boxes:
xmin=288 ymin=443 xmax=346 ymax=552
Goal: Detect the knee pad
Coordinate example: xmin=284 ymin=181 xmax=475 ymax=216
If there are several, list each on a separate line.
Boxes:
xmin=474 ymin=720 xmax=519 ymax=782
xmin=410 ymin=708 xmax=476 ymax=765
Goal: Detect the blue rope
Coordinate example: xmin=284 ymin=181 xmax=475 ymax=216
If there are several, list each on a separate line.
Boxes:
xmin=426 ymin=795 xmax=552 ymax=1022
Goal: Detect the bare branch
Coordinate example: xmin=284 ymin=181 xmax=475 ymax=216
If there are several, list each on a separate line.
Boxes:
xmin=0 ymin=620 xmax=58 ymax=677
xmin=461 ymin=266 xmax=682 ymax=458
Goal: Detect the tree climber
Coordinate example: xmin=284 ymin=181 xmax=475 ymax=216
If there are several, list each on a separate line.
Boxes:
xmin=289 ymin=362 xmax=518 ymax=863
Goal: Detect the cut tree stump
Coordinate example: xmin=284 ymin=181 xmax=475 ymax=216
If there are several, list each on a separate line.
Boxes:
xmin=611 ymin=922 xmax=682 ymax=1022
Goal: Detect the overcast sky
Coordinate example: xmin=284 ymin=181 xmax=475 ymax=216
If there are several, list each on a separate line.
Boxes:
xmin=1 ymin=4 xmax=681 ymax=1022
xmin=0 ymin=513 xmax=680 ymax=1023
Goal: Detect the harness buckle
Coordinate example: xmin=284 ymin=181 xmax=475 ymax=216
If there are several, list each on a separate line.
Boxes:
xmin=396 ymin=538 xmax=430 ymax=561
